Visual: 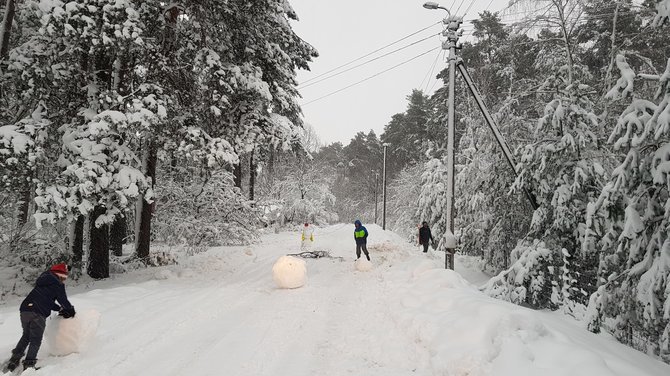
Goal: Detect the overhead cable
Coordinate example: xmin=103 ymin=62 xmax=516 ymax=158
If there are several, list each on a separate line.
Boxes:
xmin=301 ymin=46 xmax=441 ymax=107
xmin=299 ymin=32 xmax=440 ymax=90
xmin=464 ymin=0 xmax=479 ymax=15
xmin=421 ymin=48 xmax=443 ymax=92
xmin=299 ymin=21 xmax=441 ymax=86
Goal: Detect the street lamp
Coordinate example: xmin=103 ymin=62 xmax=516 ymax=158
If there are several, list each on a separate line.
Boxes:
xmin=422 ymin=2 xmax=451 ymax=14
xmin=423 ymin=2 xmax=461 ymax=270
xmin=382 ymin=143 xmax=389 ymax=230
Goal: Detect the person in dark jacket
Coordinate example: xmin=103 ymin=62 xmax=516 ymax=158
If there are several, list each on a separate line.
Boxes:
xmin=354 ymin=219 xmax=370 ymax=261
xmin=6 ymin=263 xmax=75 ymax=371
xmin=418 ymin=221 xmax=434 ymax=253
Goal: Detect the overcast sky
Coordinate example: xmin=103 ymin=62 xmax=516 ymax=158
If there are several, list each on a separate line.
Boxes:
xmin=289 ymin=0 xmax=510 ymax=146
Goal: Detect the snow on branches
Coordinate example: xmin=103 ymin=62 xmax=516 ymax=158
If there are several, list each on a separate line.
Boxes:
xmin=34 ymin=109 xmax=150 ymax=227
xmin=586 ymin=55 xmax=670 ymax=360
xmin=0 ymin=107 xmax=49 ymax=190
xmin=652 ymin=0 xmax=670 ymax=27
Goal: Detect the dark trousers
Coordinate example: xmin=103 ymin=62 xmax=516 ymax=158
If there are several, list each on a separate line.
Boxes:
xmin=13 ymin=311 xmax=47 ymax=362
xmin=356 ymin=243 xmax=370 ymax=260
xmin=422 ymin=242 xmax=429 ymax=253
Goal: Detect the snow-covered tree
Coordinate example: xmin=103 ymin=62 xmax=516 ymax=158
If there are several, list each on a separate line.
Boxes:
xmin=417 ymin=152 xmax=453 ymax=254
xmin=585 ymin=53 xmax=670 ymax=361
xmin=386 ymin=164 xmax=423 ymax=242
xmin=0 ymin=0 xmax=314 ymax=277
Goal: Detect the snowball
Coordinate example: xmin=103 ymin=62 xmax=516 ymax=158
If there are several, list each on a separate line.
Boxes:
xmin=272 ymin=256 xmax=307 ymax=289
xmin=355 ymin=258 xmax=373 ymax=272
xmin=46 ymin=309 xmax=101 ymax=356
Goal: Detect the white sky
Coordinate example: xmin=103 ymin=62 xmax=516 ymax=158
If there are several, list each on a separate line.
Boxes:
xmin=2 ymin=224 xmax=668 ymax=375
xmin=290 ymin=0 xmax=511 ymax=146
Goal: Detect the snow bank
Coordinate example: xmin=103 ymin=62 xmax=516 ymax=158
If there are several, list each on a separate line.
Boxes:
xmin=45 ymin=309 xmax=101 ymax=356
xmin=388 ymin=260 xmax=664 ymax=376
xmin=272 ymin=256 xmax=306 ymax=289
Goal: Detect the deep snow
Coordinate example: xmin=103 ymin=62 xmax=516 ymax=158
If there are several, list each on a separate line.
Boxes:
xmin=0 ymin=224 xmax=668 ymax=375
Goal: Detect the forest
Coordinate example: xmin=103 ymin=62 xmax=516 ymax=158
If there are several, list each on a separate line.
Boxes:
xmin=0 ymin=0 xmax=669 ymax=363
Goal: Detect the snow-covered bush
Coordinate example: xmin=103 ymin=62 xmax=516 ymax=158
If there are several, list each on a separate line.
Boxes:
xmin=482 ymin=240 xmax=560 ymax=308
xmin=257 ymin=156 xmax=338 ymax=226
xmin=153 ymin=171 xmax=260 ymax=248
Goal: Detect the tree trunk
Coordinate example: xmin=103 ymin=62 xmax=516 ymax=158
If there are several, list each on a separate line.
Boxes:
xmin=234 ymin=157 xmax=243 ymax=189
xmin=249 ymin=150 xmax=255 ymax=200
xmin=72 ymin=215 xmax=84 ymax=267
xmin=136 ymin=142 xmax=156 ymax=261
xmin=110 ymin=215 xmax=126 ymax=257
xmin=0 ymin=0 xmax=16 ymax=59
xmin=88 ymin=206 xmax=109 ymax=279
xmin=603 ymin=3 xmax=620 ymax=95
xmin=553 ymin=0 xmax=574 ymax=84
xmin=134 ymin=4 xmax=180 ymax=262
xmin=16 ymin=180 xmax=30 ymax=227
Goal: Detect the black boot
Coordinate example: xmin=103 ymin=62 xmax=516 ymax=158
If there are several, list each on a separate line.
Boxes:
xmin=6 ymin=352 xmax=22 ymax=371
xmin=366 ymin=254 xmax=370 ymax=261
xmin=23 ymin=359 xmax=39 ymax=371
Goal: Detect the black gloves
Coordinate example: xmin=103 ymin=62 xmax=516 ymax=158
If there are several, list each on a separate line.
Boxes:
xmin=59 ymin=306 xmax=76 ymax=319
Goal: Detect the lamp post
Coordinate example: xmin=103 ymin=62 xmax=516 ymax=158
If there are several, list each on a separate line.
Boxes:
xmin=423 ymin=2 xmax=462 ymax=270
xmin=374 ymin=172 xmax=379 ymax=225
xmin=382 ymin=143 xmax=389 ymax=230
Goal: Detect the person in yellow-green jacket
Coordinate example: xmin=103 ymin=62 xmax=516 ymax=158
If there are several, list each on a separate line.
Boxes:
xmin=353 ymin=220 xmax=370 ymax=261
xmin=301 ymin=223 xmax=314 ymax=251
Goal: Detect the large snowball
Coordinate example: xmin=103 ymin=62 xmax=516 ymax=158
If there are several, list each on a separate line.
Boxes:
xmin=272 ymin=256 xmax=307 ymax=289
xmin=355 ymin=258 xmax=373 ymax=272
xmin=45 ymin=309 xmax=101 ymax=356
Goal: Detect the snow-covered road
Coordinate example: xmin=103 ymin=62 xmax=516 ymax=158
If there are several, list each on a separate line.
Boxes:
xmin=1 ymin=224 xmax=669 ymax=376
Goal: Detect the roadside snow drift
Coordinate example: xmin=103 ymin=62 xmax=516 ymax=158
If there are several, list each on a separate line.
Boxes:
xmin=387 ymin=258 xmax=667 ymax=376
xmin=272 ymin=255 xmax=307 ymax=289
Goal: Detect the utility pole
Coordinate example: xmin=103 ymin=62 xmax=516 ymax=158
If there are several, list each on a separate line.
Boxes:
xmin=423 ymin=2 xmax=538 ymax=271
xmin=382 ymin=144 xmax=389 ymax=230
xmin=374 ymin=172 xmax=379 ymax=225
xmin=424 ymin=2 xmax=462 ymax=270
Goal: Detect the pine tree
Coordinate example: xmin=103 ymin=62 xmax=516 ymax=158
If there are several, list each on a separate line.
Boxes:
xmin=585 ymin=53 xmax=670 ymax=361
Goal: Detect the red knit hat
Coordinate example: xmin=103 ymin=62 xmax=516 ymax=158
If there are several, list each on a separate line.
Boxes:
xmin=50 ymin=263 xmax=69 ymax=278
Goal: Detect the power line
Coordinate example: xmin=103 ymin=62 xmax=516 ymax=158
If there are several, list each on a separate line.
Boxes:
xmin=428 ymin=50 xmax=447 ymax=93
xmin=464 ymin=0 xmax=479 ymax=16
xmin=299 ymin=32 xmax=440 ymax=90
xmin=454 ymin=0 xmax=468 ymax=15
xmin=301 ymin=46 xmax=441 ymax=107
xmin=449 ymin=0 xmax=458 ymax=14
xmin=299 ymin=21 xmax=441 ymax=86
xmin=421 ymin=48 xmax=443 ymax=92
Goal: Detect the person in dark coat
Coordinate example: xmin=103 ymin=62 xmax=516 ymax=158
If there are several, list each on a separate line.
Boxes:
xmin=353 ymin=219 xmax=370 ymax=261
xmin=6 ymin=263 xmax=76 ymax=371
xmin=418 ymin=221 xmax=434 ymax=253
